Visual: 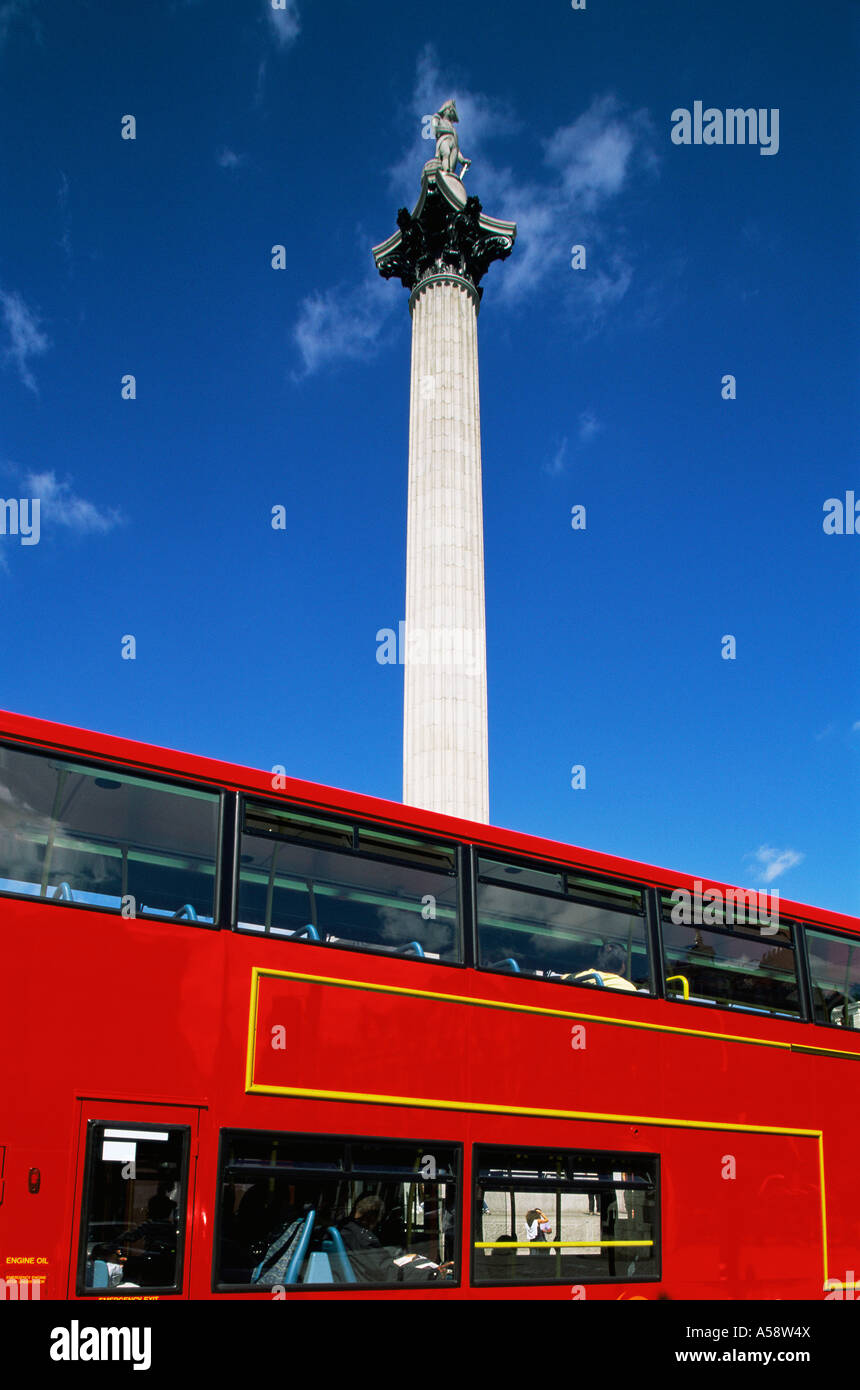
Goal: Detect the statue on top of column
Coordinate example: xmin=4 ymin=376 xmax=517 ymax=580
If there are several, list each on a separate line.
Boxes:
xmin=433 ymin=100 xmax=471 ymax=180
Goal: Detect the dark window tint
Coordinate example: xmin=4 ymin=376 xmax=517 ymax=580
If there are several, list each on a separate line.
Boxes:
xmin=806 ymin=929 xmax=860 ymax=1030
xmin=78 ymin=1124 xmax=188 ymax=1294
xmin=473 ymin=1146 xmax=658 ymax=1285
xmin=237 ymin=801 xmax=460 ymax=962
xmin=476 ymin=856 xmax=649 ymax=991
xmin=661 ymin=901 xmax=800 ymax=1017
xmin=216 ymin=1133 xmax=459 ymax=1288
xmin=0 ymin=745 xmax=219 ymax=922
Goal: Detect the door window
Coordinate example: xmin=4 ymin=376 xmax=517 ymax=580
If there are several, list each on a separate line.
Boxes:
xmin=77 ymin=1122 xmax=190 ymax=1295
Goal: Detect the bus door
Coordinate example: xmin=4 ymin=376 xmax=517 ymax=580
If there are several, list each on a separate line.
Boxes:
xmin=69 ymin=1100 xmax=202 ymax=1300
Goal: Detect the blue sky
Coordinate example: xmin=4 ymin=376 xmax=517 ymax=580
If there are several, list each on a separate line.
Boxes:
xmin=0 ymin=0 xmax=857 ymax=915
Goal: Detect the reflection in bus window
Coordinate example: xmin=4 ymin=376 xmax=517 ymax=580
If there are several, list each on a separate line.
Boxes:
xmin=215 ymin=1133 xmax=459 ymax=1288
xmin=661 ymin=907 xmax=801 ymax=1017
xmin=78 ymin=1125 xmax=188 ymax=1294
xmin=476 ymin=857 xmax=650 ymax=991
xmin=0 ymin=744 xmax=219 ymax=922
xmin=237 ymin=801 xmax=461 ymax=962
xmin=473 ymin=1146 xmax=658 ymax=1285
xmin=806 ymin=929 xmax=860 ymax=1029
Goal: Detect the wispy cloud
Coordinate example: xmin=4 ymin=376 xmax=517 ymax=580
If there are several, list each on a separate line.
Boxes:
xmin=745 ymin=845 xmax=805 ymax=885
xmin=266 ymin=0 xmax=300 ymax=48
xmin=852 ymin=720 xmax=860 ymax=733
xmin=293 ymin=271 xmax=397 ymax=379
xmin=543 ymin=437 xmax=568 ymax=477
xmin=217 ymin=147 xmax=246 ymax=169
xmin=256 ymin=0 xmax=300 ymax=104
xmin=0 ymin=287 xmax=50 ymax=393
xmin=578 ymin=411 xmax=602 ymax=443
xmin=24 ymin=471 xmax=122 ymax=533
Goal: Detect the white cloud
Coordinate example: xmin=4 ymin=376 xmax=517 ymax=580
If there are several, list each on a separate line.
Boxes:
xmin=543 ymin=437 xmax=568 ymax=477
xmin=745 ymin=845 xmax=805 ymax=884
xmin=217 ymin=148 xmax=246 ymax=169
xmin=0 ymin=287 xmax=50 ymax=392
xmin=293 ymin=272 xmax=398 ymax=379
xmin=544 ymin=95 xmax=642 ymax=209
xmin=266 ymin=0 xmax=299 ymax=48
xmin=578 ymin=411 xmax=602 ymax=443
xmin=24 ymin=471 xmax=122 ymax=534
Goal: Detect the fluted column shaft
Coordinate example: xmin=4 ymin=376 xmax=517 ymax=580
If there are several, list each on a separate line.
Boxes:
xmin=403 ymin=274 xmax=488 ymax=823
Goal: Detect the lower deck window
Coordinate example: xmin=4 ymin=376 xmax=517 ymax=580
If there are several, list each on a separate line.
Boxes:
xmin=78 ymin=1124 xmax=189 ymax=1294
xmin=216 ymin=1133 xmax=459 ymax=1289
xmin=473 ymin=1146 xmax=659 ymax=1285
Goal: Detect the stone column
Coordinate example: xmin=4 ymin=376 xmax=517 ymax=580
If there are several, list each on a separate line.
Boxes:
xmin=373 ymin=159 xmax=516 ymax=823
xmin=405 ymin=271 xmax=487 ymax=821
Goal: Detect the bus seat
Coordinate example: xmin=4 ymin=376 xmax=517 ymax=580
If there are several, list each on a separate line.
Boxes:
xmin=251 ymin=1212 xmax=313 ymax=1285
xmin=52 ymin=881 xmax=74 ymax=902
xmin=290 ymin=923 xmax=320 ymax=941
xmin=172 ymin=904 xmax=198 ymax=921
xmin=304 ymin=1251 xmax=334 ymax=1283
xmin=87 ymin=1260 xmax=110 ymax=1289
xmin=576 ymin=970 xmax=605 ymax=988
xmin=395 ymin=940 xmax=425 ymax=958
xmin=489 ymin=957 xmax=520 ymax=973
xmin=323 ymin=1227 xmax=357 ymax=1283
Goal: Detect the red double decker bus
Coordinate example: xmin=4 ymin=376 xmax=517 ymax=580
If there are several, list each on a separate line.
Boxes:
xmin=1 ymin=709 xmax=858 ymax=1301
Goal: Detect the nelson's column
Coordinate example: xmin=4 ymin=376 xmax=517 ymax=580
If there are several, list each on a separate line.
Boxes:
xmin=373 ymin=101 xmax=516 ymax=823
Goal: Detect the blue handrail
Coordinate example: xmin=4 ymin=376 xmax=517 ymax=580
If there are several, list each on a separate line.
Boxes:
xmin=323 ymin=1227 xmax=357 ymax=1283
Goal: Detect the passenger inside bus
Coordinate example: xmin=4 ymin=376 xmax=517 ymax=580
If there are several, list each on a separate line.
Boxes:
xmin=338 ymin=1195 xmax=452 ymax=1283
xmin=564 ymin=943 xmax=637 ymax=992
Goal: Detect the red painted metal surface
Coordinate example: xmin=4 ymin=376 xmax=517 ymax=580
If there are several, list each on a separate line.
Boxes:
xmin=1 ymin=708 xmax=857 ymax=1301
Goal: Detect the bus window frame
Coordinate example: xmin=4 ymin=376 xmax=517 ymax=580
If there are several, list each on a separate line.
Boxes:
xmin=657 ymin=906 xmax=806 ymax=1022
xmin=211 ymin=1126 xmax=464 ymax=1294
xmin=0 ymin=739 xmax=224 ymax=931
xmin=233 ymin=794 xmax=468 ymax=969
xmin=800 ymin=920 xmax=860 ymax=1032
xmin=469 ymin=845 xmax=653 ymax=994
xmin=470 ymin=1142 xmax=662 ymax=1290
xmin=76 ymin=1119 xmax=192 ymax=1298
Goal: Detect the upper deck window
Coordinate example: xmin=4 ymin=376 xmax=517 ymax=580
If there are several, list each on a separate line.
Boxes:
xmin=0 ymin=743 xmax=219 ymax=923
xmin=805 ymin=927 xmax=860 ymax=1030
xmin=660 ymin=894 xmax=800 ymax=1018
xmin=237 ymin=800 xmax=461 ymax=962
xmin=476 ymin=855 xmax=650 ymax=992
